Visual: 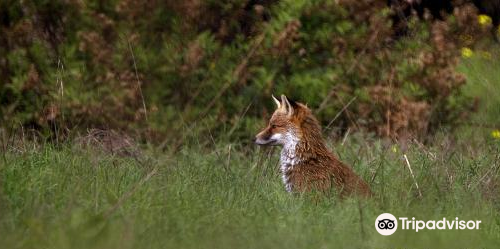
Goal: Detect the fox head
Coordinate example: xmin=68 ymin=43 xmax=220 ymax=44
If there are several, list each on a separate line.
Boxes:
xmin=254 ymin=95 xmax=314 ymax=146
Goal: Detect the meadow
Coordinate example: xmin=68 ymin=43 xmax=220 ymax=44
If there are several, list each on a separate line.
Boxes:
xmin=1 ymin=56 xmax=500 ymax=249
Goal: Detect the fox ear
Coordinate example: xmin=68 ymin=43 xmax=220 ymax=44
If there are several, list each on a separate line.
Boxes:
xmin=272 ymin=94 xmax=281 ymax=109
xmin=281 ymin=94 xmax=294 ymax=117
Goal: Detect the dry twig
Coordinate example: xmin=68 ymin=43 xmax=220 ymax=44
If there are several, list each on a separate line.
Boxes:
xmin=403 ymin=154 xmax=423 ymax=198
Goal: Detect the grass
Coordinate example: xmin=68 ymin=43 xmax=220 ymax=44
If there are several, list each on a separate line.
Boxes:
xmin=459 ymin=51 xmax=500 ymax=126
xmin=1 ymin=132 xmax=500 ymax=249
xmin=1 ymin=54 xmax=500 ymax=249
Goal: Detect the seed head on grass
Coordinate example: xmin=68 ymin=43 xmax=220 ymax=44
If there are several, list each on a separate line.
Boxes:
xmin=391 ymin=145 xmax=398 ymax=153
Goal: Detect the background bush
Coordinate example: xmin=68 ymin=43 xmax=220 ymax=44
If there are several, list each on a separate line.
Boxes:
xmin=0 ymin=0 xmax=492 ymax=143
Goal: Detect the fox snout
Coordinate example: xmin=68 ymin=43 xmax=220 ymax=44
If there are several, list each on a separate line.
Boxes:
xmin=254 ymin=128 xmax=281 ymax=146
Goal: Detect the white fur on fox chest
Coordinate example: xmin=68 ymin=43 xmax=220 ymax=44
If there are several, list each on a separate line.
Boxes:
xmin=276 ymin=132 xmax=301 ymax=192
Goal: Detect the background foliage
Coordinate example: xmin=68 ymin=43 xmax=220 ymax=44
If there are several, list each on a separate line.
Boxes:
xmin=0 ymin=0 xmax=494 ymax=143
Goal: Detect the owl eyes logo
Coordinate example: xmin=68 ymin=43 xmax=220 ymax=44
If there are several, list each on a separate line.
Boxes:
xmin=375 ymin=213 xmax=398 ymax=235
xmin=377 ymin=219 xmax=395 ymax=230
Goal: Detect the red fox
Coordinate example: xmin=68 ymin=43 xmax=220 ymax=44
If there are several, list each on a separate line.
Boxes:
xmin=254 ymin=95 xmax=371 ymax=197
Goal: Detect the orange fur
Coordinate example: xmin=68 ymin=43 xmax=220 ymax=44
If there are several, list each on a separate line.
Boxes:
xmin=255 ymin=95 xmax=371 ymax=197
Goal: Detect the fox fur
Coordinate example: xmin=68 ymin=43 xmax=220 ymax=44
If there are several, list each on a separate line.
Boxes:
xmin=254 ymin=95 xmax=371 ymax=197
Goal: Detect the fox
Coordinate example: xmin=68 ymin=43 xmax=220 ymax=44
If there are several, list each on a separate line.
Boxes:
xmin=254 ymin=94 xmax=371 ymax=197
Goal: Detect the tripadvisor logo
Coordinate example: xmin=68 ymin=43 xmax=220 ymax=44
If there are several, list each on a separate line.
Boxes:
xmin=375 ymin=213 xmax=398 ymax=235
xmin=375 ymin=213 xmax=482 ymax=236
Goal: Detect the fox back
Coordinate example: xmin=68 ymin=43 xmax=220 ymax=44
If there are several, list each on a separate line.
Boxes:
xmin=255 ymin=95 xmax=371 ymax=197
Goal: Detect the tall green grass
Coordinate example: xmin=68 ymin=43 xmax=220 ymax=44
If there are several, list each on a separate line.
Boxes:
xmin=1 ymin=134 xmax=499 ymax=249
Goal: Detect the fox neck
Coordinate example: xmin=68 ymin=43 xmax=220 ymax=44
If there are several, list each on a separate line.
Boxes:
xmin=280 ymin=131 xmax=301 ymax=165
xmin=280 ymin=130 xmax=329 ymax=165
xmin=280 ymin=131 xmax=301 ymax=192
